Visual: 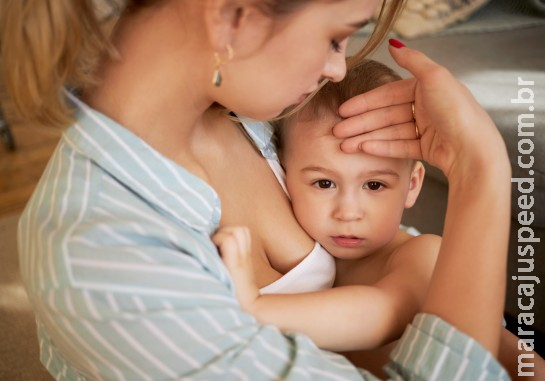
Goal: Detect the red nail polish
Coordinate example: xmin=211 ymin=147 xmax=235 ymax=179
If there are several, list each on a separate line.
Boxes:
xmin=389 ymin=38 xmax=406 ymax=48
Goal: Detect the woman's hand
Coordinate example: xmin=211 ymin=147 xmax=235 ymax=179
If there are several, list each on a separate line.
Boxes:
xmin=335 ymin=42 xmax=512 ymax=353
xmin=213 ymin=226 xmax=260 ymax=313
xmin=334 ymin=40 xmax=509 ymax=179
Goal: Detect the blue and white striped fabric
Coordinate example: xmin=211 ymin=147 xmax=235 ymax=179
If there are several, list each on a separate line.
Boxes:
xmin=17 ymin=97 xmax=509 ymax=380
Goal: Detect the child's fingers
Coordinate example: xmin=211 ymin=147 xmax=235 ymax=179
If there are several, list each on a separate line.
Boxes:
xmin=213 ymin=227 xmax=251 ymax=265
xmin=213 ymin=226 xmax=249 ymax=248
xmin=213 ymin=227 xmax=259 ymax=311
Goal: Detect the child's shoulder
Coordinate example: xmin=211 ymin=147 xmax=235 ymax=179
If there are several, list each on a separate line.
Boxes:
xmin=385 ymin=233 xmax=442 ymax=274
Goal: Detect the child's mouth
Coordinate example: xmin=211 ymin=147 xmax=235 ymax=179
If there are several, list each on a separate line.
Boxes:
xmin=331 ymin=235 xmax=363 ymax=248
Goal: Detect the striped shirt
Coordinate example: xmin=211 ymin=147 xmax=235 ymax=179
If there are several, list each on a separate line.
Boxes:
xmin=17 ymin=97 xmax=509 ymax=380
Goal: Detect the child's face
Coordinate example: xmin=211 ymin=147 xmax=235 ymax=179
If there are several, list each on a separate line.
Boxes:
xmin=283 ymin=115 xmax=423 ymax=260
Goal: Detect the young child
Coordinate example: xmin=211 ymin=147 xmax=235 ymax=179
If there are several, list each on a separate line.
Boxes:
xmin=214 ymin=60 xmax=545 ymax=378
xmin=214 ymin=60 xmax=439 ymax=354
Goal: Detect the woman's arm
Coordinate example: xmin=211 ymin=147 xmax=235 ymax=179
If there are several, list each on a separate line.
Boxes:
xmin=335 ymin=41 xmax=511 ymax=355
xmin=423 ymin=154 xmax=510 ymax=355
xmin=214 ymin=228 xmax=440 ymax=352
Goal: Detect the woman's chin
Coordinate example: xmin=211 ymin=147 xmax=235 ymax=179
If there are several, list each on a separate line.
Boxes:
xmin=248 ymin=110 xmax=286 ymax=122
xmin=235 ymin=102 xmax=296 ymax=122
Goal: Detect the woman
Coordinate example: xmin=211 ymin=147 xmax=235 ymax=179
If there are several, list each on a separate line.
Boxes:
xmin=1 ymin=0 xmax=511 ymax=379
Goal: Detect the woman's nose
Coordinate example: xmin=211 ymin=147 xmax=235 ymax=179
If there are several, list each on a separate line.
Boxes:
xmin=323 ymin=48 xmax=347 ymax=83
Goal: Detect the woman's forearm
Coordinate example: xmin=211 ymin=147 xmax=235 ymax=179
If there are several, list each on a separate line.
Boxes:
xmin=422 ymin=152 xmax=511 ymax=355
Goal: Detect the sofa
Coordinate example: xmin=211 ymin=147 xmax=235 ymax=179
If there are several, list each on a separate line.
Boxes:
xmin=349 ymin=0 xmax=545 ymax=356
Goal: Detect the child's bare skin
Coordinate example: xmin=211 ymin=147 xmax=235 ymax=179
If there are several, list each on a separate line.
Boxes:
xmin=214 ymin=60 xmax=545 ymax=378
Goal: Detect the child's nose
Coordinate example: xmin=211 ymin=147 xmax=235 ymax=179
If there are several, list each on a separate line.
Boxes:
xmin=333 ymin=193 xmax=363 ymax=221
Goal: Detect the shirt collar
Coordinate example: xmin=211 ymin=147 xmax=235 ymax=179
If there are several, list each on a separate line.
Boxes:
xmin=238 ymin=117 xmax=278 ymax=161
xmin=64 ymin=92 xmax=221 ymax=234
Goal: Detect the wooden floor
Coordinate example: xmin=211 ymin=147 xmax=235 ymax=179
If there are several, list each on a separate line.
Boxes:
xmin=0 ymin=125 xmax=60 ymax=217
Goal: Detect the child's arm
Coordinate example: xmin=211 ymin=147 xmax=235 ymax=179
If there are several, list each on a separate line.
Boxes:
xmin=214 ymin=226 xmax=440 ymax=352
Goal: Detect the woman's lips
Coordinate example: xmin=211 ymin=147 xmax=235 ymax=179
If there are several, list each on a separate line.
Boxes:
xmin=296 ymin=93 xmax=310 ymax=103
xmin=331 ymin=236 xmax=364 ymax=248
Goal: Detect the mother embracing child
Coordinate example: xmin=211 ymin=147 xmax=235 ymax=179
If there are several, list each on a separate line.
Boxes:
xmin=215 ymin=58 xmax=545 ymax=379
xmin=0 ymin=0 xmax=528 ymax=379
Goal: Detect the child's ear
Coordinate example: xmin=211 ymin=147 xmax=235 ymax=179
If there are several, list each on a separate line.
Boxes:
xmin=404 ymin=161 xmax=425 ymax=209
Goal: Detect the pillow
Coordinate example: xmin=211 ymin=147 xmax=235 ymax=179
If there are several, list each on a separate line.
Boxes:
xmin=528 ymin=0 xmax=545 ymax=14
xmin=377 ymin=0 xmax=491 ymax=38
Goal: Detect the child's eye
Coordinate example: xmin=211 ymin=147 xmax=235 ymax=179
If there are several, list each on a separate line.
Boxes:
xmin=313 ymin=179 xmax=336 ymax=189
xmin=364 ymin=181 xmax=384 ymax=191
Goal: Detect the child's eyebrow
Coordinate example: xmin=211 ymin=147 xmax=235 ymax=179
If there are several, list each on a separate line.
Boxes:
xmin=364 ymin=169 xmax=400 ymax=179
xmin=301 ymin=166 xmax=336 ymax=175
xmin=301 ymin=166 xmax=400 ymax=179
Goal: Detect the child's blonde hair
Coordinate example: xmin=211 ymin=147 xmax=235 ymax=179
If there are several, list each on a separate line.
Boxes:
xmin=276 ymin=59 xmax=402 ymax=150
xmin=0 ymin=0 xmax=406 ymax=129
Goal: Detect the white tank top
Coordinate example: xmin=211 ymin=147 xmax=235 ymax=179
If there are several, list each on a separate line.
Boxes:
xmin=259 ymin=242 xmax=335 ymax=294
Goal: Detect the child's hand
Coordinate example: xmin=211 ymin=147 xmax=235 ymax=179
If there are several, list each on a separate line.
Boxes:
xmin=213 ymin=226 xmax=260 ymax=313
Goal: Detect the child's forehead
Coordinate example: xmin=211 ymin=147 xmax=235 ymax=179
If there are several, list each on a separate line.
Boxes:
xmin=287 ymin=115 xmax=414 ymax=169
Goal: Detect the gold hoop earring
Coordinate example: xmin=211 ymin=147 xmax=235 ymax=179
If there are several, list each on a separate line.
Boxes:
xmin=212 ymin=45 xmax=234 ymax=87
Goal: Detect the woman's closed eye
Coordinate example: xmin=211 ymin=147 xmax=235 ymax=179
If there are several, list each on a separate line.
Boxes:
xmin=330 ymin=37 xmax=348 ymax=53
xmin=363 ymin=181 xmax=385 ymax=191
xmin=331 ymin=39 xmax=342 ymax=53
xmin=313 ymin=179 xmax=336 ymax=189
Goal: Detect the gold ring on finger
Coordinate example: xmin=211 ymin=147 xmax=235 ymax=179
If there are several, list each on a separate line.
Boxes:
xmin=412 ymin=102 xmax=420 ymax=139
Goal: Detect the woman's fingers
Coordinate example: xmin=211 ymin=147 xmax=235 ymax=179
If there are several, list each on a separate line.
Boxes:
xmin=387 ymin=43 xmax=444 ymax=81
xmin=338 ymin=121 xmax=420 ymax=153
xmin=338 ymin=77 xmax=416 ymax=118
xmin=334 ymin=102 xmax=414 ymax=138
xmin=346 ymin=139 xmax=424 ymax=161
xmin=336 ymin=40 xmax=505 ymax=179
xmin=335 ymin=41 xmax=500 ymax=176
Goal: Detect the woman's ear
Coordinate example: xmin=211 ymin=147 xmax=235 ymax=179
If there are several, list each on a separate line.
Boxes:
xmin=203 ymin=0 xmax=271 ymax=56
xmin=404 ymin=161 xmax=425 ymax=209
xmin=203 ymin=0 xmax=240 ymax=51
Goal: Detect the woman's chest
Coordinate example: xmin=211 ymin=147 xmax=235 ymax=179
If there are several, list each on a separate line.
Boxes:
xmin=198 ymin=126 xmax=314 ymax=287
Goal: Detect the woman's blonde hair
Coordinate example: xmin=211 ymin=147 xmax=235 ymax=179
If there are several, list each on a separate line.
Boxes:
xmin=0 ymin=0 xmax=406 ymax=129
xmin=0 ymin=0 xmax=113 ymax=128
